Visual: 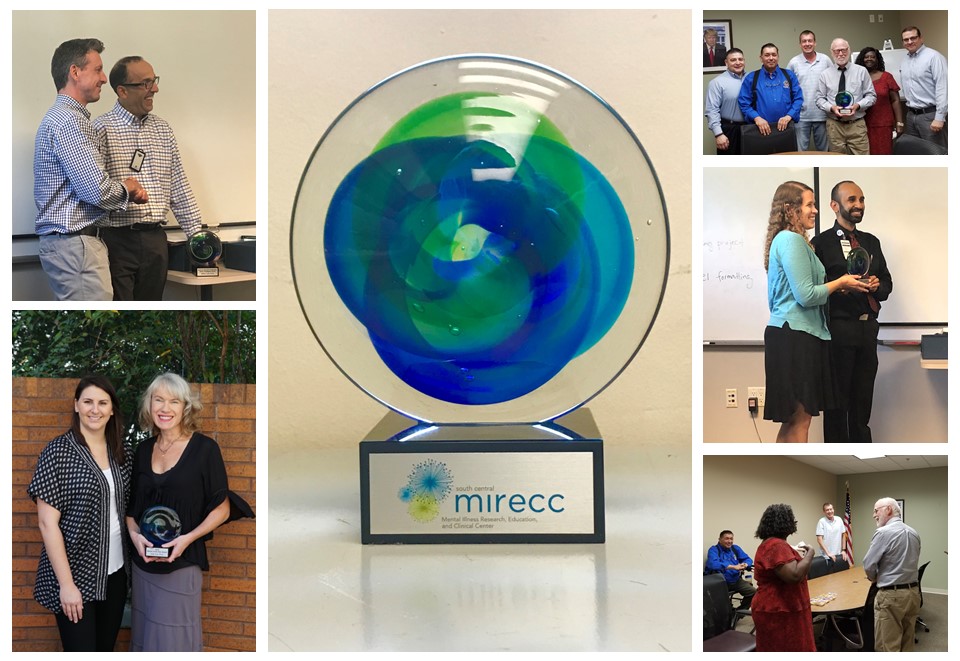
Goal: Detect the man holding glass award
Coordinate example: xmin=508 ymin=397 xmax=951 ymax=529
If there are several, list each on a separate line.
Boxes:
xmin=815 ymin=38 xmax=876 ymax=154
xmin=811 ymin=181 xmax=893 ymax=442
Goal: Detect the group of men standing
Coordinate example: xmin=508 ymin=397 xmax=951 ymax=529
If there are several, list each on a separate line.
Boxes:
xmin=34 ymin=38 xmax=202 ymax=301
xmin=705 ymin=26 xmax=947 ymax=154
xmin=709 ymin=497 xmax=922 ymax=652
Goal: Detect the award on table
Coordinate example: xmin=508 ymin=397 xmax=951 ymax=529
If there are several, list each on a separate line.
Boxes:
xmin=188 ymin=230 xmax=223 ymax=277
xmin=140 ymin=506 xmax=182 ymax=558
xmin=290 ymin=55 xmax=669 ymax=545
xmin=835 ymin=91 xmax=855 ymax=116
xmin=846 ymin=246 xmax=872 ymax=279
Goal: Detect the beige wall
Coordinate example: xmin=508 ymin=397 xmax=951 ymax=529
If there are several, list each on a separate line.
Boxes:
xmin=704 ymin=457 xmax=948 ymax=592
xmin=703 ymin=456 xmax=836 ymax=559
xmin=268 ymin=9 xmax=692 ymax=453
xmin=843 ymin=466 xmax=948 ymax=593
xmin=703 ymin=347 xmax=947 ymax=443
xmin=701 ymin=9 xmax=948 ymax=153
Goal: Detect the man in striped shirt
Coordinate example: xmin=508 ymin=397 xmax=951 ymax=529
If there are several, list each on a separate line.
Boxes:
xmin=34 ymin=38 xmax=149 ymax=300
xmin=93 ymin=56 xmax=203 ymax=300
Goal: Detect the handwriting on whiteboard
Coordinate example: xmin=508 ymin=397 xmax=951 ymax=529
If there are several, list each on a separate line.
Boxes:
xmin=703 ymin=238 xmax=746 ymax=253
xmin=703 ymin=271 xmax=755 ymax=289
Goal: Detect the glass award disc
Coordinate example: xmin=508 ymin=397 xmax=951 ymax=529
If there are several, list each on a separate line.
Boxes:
xmin=188 ymin=231 xmax=223 ymax=264
xmin=139 ymin=505 xmax=182 ymax=547
xmin=846 ymin=246 xmax=871 ymax=277
xmin=291 ymin=54 xmax=669 ymax=424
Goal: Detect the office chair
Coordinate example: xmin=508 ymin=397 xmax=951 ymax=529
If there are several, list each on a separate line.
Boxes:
xmin=740 ymin=124 xmax=798 ymax=155
xmin=807 ymin=555 xmax=830 ymax=580
xmin=829 ymin=557 xmax=850 ymax=573
xmin=827 ymin=580 xmax=877 ymax=652
xmin=711 ymin=567 xmax=754 ymax=630
xmin=915 ymin=560 xmax=931 ymax=643
xmin=703 ymin=573 xmax=757 ymax=652
xmin=892 ymin=134 xmax=947 ymax=155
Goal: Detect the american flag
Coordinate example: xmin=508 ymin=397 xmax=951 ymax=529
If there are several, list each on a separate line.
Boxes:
xmin=844 ymin=482 xmax=855 ymax=565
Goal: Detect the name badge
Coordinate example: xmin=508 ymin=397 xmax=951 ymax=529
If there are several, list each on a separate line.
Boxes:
xmin=840 ymin=239 xmax=851 ymax=260
xmin=130 ymin=149 xmax=146 ymax=172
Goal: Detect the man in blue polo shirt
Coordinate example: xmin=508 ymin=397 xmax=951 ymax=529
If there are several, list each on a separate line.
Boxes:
xmin=738 ymin=43 xmax=803 ymax=138
xmin=705 ymin=530 xmax=756 ymax=609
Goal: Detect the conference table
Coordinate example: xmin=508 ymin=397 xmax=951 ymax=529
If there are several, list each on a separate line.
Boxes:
xmin=807 ymin=567 xmax=876 ymax=651
xmin=808 ymin=568 xmax=873 ymax=613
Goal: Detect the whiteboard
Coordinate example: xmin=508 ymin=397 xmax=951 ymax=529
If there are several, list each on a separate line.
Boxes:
xmin=703 ymin=167 xmax=814 ymax=343
xmin=12 ymin=11 xmax=256 ymax=239
xmin=704 ymin=167 xmax=947 ymax=343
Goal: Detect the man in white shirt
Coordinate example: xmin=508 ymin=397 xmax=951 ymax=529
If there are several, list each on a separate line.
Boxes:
xmin=816 ymin=502 xmax=848 ymax=564
xmin=787 ymin=30 xmax=832 ymax=151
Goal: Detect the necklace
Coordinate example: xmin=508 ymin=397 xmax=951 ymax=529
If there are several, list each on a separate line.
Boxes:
xmin=157 ymin=432 xmax=188 ymax=455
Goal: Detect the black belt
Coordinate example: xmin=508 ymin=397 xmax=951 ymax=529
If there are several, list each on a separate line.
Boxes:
xmin=128 ymin=223 xmax=163 ymax=231
xmin=879 ymin=581 xmax=918 ymax=591
xmin=721 ymin=119 xmax=747 ymax=126
xmin=907 ymin=105 xmax=937 ymax=114
xmin=59 ymin=226 xmax=101 ymax=237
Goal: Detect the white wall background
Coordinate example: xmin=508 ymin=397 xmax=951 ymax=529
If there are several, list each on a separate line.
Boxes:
xmin=11 ymin=10 xmax=256 ymax=247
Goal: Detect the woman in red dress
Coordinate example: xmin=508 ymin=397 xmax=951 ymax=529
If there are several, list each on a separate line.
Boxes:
xmin=856 ymin=47 xmax=904 ymax=154
xmin=751 ymin=503 xmax=817 ymax=651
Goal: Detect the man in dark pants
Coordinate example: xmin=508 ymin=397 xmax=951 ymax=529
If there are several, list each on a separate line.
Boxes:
xmin=93 ymin=56 xmax=203 ymax=300
xmin=704 ymin=530 xmax=756 ymax=609
xmin=811 ymin=181 xmax=893 ymax=442
xmin=704 ymin=48 xmax=747 ymax=154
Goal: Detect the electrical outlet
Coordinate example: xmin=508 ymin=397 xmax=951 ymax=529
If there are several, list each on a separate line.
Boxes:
xmin=748 ymin=387 xmax=766 ymax=408
xmin=869 ymin=14 xmax=875 ymax=23
xmin=726 ymin=388 xmax=738 ymax=408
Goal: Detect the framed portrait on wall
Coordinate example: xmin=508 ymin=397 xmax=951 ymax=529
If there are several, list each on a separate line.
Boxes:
xmin=896 ymin=499 xmax=906 ymax=521
xmin=703 ymin=19 xmax=733 ymax=73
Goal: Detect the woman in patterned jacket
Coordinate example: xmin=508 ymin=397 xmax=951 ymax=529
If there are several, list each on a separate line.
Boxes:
xmin=28 ymin=375 xmax=130 ymax=651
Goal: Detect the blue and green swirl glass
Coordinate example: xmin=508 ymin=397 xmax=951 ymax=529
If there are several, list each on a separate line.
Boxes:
xmin=292 ymin=55 xmax=668 ymax=424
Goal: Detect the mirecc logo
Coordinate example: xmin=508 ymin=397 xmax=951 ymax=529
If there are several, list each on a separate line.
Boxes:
xmin=398 ymin=459 xmax=454 ymax=522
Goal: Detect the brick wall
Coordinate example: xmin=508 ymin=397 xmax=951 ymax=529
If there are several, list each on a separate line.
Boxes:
xmin=11 ymin=377 xmax=257 ymax=652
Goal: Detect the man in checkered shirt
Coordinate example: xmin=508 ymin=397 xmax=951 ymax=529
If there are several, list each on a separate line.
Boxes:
xmin=34 ymin=38 xmax=149 ymax=300
xmin=93 ymin=56 xmax=204 ymax=301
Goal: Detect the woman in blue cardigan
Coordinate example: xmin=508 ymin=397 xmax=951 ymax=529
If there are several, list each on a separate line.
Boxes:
xmin=763 ymin=181 xmax=869 ymax=442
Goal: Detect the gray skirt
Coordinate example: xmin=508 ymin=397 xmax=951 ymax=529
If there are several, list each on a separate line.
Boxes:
xmin=130 ymin=563 xmax=203 ymax=652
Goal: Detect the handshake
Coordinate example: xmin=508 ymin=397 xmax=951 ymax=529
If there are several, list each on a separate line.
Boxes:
xmin=123 ymin=178 xmax=150 ymax=204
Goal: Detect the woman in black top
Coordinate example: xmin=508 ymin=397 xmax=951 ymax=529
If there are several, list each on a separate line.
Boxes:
xmin=125 ymin=372 xmax=252 ymax=651
xmin=28 ymin=375 xmax=130 ymax=651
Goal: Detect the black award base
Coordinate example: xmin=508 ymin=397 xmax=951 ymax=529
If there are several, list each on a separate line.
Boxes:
xmin=360 ymin=408 xmax=605 ymax=545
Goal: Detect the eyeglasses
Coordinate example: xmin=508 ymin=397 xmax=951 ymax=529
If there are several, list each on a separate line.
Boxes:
xmin=832 ymin=48 xmax=849 ymax=54
xmin=121 ymin=77 xmax=160 ymax=90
